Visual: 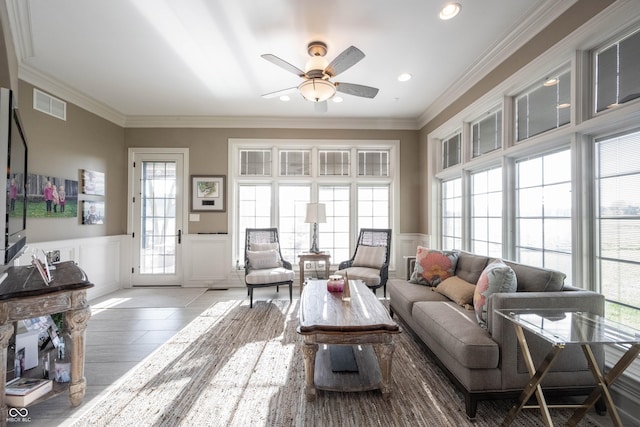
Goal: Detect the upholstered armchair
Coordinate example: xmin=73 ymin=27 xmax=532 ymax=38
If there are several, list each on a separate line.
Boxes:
xmin=244 ymin=228 xmax=294 ymax=308
xmin=335 ymin=228 xmax=392 ymax=297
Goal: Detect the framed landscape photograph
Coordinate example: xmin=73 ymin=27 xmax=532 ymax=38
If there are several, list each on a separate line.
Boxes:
xmin=191 ymin=175 xmax=225 ymax=212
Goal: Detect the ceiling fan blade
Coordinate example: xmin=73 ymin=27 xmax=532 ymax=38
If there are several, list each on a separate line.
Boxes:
xmin=261 ymin=87 xmax=297 ymax=99
xmin=314 ymin=101 xmax=328 ymax=113
xmin=261 ymin=54 xmax=306 ymax=77
xmin=335 ymin=82 xmax=379 ymax=99
xmin=325 ymin=46 xmax=365 ymax=77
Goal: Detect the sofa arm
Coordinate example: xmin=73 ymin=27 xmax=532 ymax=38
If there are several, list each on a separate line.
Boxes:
xmin=488 ymin=290 xmax=605 ymax=336
xmin=488 ymin=290 xmax=605 ymax=390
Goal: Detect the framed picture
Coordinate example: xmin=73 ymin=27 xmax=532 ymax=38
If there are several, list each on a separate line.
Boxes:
xmin=81 ymin=169 xmax=105 ymax=196
xmin=191 ymin=175 xmax=225 ymax=212
xmin=82 ymin=200 xmax=105 ymax=224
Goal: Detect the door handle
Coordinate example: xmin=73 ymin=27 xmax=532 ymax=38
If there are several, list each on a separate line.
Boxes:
xmin=177 ymin=229 xmax=182 ymax=244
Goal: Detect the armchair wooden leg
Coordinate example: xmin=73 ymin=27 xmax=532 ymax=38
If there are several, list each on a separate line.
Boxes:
xmin=249 ymin=288 xmax=254 ymax=308
xmin=289 ymin=283 xmax=292 ymax=302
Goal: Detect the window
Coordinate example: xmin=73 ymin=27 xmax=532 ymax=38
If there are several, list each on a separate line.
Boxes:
xmin=232 ymin=141 xmax=396 ymax=267
xmin=278 ymin=185 xmax=310 ymax=262
xmin=442 ymin=178 xmax=462 ymax=250
xmin=595 ymin=29 xmax=640 ymax=113
xmin=238 ymin=184 xmax=272 ymax=253
xmin=240 ymin=150 xmax=271 ymax=176
xmin=472 ymin=110 xmax=502 ymax=158
xmin=319 ymin=150 xmax=350 ymax=176
xmin=471 ymin=167 xmax=502 ymax=257
xmin=596 ymin=130 xmax=640 ymax=325
xmin=358 ymin=186 xmax=389 ymax=230
xmin=516 ymin=70 xmax=571 ymax=141
xmin=279 ymin=150 xmax=310 ymax=176
xmin=358 ymin=150 xmax=389 ymax=176
xmin=319 ymin=186 xmax=350 ymax=263
xmin=515 ymin=150 xmax=572 ymax=282
xmin=442 ymin=133 xmax=461 ymax=169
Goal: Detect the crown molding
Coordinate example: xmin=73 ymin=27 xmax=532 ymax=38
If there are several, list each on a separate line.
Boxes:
xmin=124 ymin=115 xmax=419 ymax=130
xmin=19 ymin=63 xmax=127 ymax=126
xmin=6 ymin=0 xmax=34 ymax=59
xmin=417 ymin=0 xmax=577 ymax=129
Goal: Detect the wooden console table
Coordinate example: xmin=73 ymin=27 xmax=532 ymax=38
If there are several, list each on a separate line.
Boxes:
xmin=0 ymin=261 xmax=93 ymax=426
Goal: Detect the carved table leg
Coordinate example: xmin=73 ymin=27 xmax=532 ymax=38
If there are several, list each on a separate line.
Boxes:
xmin=302 ymin=341 xmax=318 ymax=401
xmin=374 ymin=339 xmax=396 ymax=400
xmin=0 ymin=322 xmax=15 ymax=427
xmin=65 ymin=304 xmax=91 ymax=407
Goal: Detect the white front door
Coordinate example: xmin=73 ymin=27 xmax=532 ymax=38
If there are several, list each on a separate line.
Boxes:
xmin=129 ymin=149 xmax=187 ymax=286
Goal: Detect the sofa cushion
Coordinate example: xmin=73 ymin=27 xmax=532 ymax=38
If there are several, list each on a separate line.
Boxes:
xmin=409 ymin=247 xmax=459 ymax=286
xmin=432 ymin=276 xmax=475 ymax=308
xmin=474 ymin=260 xmax=517 ymax=328
xmin=503 ymin=261 xmax=566 ymax=292
xmin=455 ymin=251 xmax=490 ymax=284
xmin=352 ymin=245 xmax=386 ymax=269
xmin=388 ymin=279 xmax=449 ymax=317
xmin=412 ymin=301 xmax=499 ymax=369
xmin=334 ymin=266 xmax=381 ymax=288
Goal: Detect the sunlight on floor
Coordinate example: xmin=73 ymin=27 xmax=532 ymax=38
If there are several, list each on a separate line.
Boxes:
xmin=90 ymin=297 xmax=132 ymax=314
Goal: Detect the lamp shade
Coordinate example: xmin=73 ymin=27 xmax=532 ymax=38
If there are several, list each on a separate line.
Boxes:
xmin=305 ymin=203 xmax=327 ymax=223
xmin=298 ymin=79 xmax=336 ymax=102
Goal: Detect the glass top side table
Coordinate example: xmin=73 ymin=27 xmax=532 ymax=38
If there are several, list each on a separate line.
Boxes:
xmin=496 ymin=309 xmax=640 ymax=427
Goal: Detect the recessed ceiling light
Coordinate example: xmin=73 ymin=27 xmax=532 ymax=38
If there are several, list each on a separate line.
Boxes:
xmin=439 ymin=3 xmax=461 ymax=20
xmin=557 ymin=103 xmax=571 ymax=109
xmin=332 ymin=96 xmax=344 ymax=103
xmin=543 ymin=78 xmax=559 ymax=87
xmin=398 ymin=73 xmax=412 ymax=82
xmin=279 ymin=95 xmax=290 ymax=102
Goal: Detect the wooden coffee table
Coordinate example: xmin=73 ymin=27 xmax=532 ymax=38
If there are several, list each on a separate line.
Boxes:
xmin=297 ymin=279 xmax=400 ymax=401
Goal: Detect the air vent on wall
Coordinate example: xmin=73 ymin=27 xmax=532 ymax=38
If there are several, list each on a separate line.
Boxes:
xmin=33 ymin=88 xmax=66 ymax=121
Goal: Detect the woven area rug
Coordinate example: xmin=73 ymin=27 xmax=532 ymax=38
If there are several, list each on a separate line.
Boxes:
xmin=72 ymin=299 xmax=605 ymax=427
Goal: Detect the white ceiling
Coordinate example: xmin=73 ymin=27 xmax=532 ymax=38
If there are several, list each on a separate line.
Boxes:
xmin=6 ymin=0 xmax=569 ymax=128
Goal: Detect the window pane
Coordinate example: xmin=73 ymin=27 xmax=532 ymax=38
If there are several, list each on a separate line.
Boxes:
xmin=471 ymin=167 xmax=502 ymax=257
xmin=442 ymin=178 xmax=462 ymax=250
xmin=240 ymin=150 xmax=271 ymax=176
xmin=358 ymin=151 xmax=389 ymax=176
xmin=596 ymin=130 xmax=640 ymax=319
xmin=279 ymin=150 xmax=310 ymax=176
xmin=595 ymin=29 xmax=640 ymax=112
xmin=442 ymin=133 xmax=461 ymax=169
xmin=319 ymin=186 xmax=351 ymax=263
xmin=319 ymin=151 xmax=350 ymax=176
xmin=472 ymin=111 xmax=502 ymax=157
xmin=238 ymin=184 xmax=272 ymax=262
xmin=515 ymin=150 xmax=572 ymax=280
xmin=278 ymin=185 xmax=310 ymax=262
xmin=357 ymin=185 xmax=389 ymax=231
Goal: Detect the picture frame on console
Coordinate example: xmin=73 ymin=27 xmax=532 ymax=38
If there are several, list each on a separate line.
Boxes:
xmin=191 ymin=175 xmax=225 ymax=212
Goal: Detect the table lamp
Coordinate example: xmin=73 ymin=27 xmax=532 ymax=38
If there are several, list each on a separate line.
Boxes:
xmin=305 ymin=202 xmax=326 ymax=253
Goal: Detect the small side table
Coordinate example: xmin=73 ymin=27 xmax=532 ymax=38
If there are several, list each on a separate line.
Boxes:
xmin=298 ymin=252 xmax=331 ymax=294
xmin=497 ymin=309 xmax=640 ymax=427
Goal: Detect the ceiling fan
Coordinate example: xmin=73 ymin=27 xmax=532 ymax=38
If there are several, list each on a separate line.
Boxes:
xmin=261 ymin=41 xmax=379 ymax=112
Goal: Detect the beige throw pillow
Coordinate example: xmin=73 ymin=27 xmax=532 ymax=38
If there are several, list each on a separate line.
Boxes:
xmin=352 ymin=245 xmax=386 ymax=269
xmin=247 ymin=249 xmax=281 ymax=269
xmin=432 ymin=276 xmax=476 ymax=309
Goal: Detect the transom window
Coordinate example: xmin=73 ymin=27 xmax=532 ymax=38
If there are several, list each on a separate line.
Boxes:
xmin=472 ymin=109 xmax=502 ymax=158
xmin=442 ymin=133 xmax=462 ymax=169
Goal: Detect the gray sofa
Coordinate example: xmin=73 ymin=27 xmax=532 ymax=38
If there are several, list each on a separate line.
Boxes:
xmin=388 ymin=251 xmax=605 ymax=418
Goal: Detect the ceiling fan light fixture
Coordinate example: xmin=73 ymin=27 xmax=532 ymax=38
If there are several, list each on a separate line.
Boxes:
xmin=439 ymin=3 xmax=461 ymax=20
xmin=305 ymin=55 xmax=329 ymax=73
xmin=298 ymin=79 xmax=336 ymax=102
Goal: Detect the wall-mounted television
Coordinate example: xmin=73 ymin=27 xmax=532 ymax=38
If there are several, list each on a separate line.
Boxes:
xmin=0 ymin=88 xmax=28 ymax=265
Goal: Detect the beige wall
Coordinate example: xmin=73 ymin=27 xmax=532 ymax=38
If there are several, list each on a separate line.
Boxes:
xmin=19 ymin=81 xmax=127 ymax=241
xmin=125 ymin=127 xmax=420 ymax=235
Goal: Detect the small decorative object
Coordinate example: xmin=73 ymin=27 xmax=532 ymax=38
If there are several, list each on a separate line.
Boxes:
xmin=342 ymin=272 xmax=351 ymax=301
xmin=327 ymin=274 xmax=344 ymax=292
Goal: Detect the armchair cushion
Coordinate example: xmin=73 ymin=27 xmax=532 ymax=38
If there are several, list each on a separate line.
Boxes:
xmin=409 ymin=247 xmax=459 ymax=287
xmin=251 ymin=242 xmax=279 ymax=252
xmin=245 ymin=267 xmax=294 ymax=285
xmin=247 ymin=249 xmax=281 ymax=269
xmin=334 ymin=266 xmax=381 ymax=288
xmin=352 ymin=245 xmax=386 ymax=269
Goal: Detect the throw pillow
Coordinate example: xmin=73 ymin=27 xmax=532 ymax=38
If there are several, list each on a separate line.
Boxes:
xmin=251 ymin=242 xmax=279 ymax=252
xmin=473 ymin=260 xmax=517 ymax=328
xmin=409 ymin=247 xmax=459 ymax=286
xmin=247 ymin=249 xmax=281 ymax=269
xmin=432 ymin=276 xmax=475 ymax=308
xmin=352 ymin=245 xmax=386 ymax=269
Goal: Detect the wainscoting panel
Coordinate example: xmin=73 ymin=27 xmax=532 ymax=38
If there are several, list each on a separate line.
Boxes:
xmin=183 ymin=234 xmax=231 ymax=288
xmin=394 ymin=233 xmax=430 ymax=279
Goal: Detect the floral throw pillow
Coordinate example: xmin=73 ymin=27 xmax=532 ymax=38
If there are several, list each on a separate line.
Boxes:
xmin=409 ymin=247 xmax=459 ymax=287
xmin=473 ymin=260 xmax=517 ymax=328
